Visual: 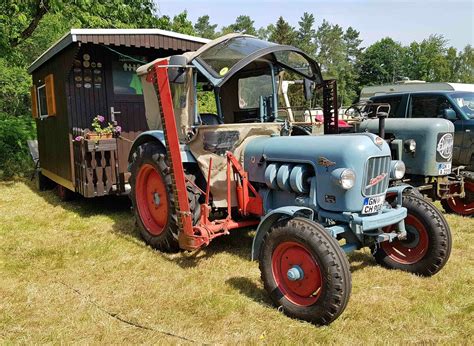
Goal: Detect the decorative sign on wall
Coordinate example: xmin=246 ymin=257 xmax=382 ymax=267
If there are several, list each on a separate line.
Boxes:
xmin=73 ymin=52 xmax=103 ymax=89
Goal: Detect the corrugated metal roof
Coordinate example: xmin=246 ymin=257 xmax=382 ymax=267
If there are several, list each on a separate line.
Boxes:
xmin=28 ymin=28 xmax=210 ymax=74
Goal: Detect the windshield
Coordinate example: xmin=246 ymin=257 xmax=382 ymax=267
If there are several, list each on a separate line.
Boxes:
xmin=449 ymin=92 xmax=474 ymax=119
xmin=198 ymin=36 xmax=277 ymax=77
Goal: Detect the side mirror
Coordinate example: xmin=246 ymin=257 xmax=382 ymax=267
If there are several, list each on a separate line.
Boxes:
xmin=442 ymin=108 xmax=457 ymax=121
xmin=303 ymin=78 xmax=314 ymax=101
xmin=168 ymin=55 xmax=187 ymax=84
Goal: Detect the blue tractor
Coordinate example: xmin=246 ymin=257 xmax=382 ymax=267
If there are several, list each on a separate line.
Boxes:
xmin=129 ymin=34 xmax=451 ymax=325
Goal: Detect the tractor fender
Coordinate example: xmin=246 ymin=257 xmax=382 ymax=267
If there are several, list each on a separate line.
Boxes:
xmin=128 ymin=130 xmax=197 ymax=167
xmin=251 ymin=206 xmax=314 ymax=261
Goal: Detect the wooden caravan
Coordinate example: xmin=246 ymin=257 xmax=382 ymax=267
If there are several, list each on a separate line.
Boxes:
xmin=28 ymin=29 xmax=208 ymax=197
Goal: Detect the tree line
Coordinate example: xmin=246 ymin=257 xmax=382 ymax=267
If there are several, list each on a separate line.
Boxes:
xmin=0 ymin=0 xmax=473 ymax=177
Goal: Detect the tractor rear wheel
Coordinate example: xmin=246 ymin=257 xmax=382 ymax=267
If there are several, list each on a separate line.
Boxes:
xmin=129 ymin=142 xmax=201 ymax=252
xmin=374 ymin=194 xmax=452 ymax=276
xmin=441 ymin=180 xmax=474 ymax=216
xmin=259 ymin=217 xmax=351 ymax=325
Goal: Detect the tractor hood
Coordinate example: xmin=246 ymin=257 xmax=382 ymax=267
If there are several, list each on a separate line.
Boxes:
xmin=244 ymin=133 xmax=393 ymax=213
xmin=359 ymin=118 xmax=454 ymax=176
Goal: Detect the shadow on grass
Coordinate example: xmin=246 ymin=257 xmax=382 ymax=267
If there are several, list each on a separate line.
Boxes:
xmin=24 ymin=178 xmax=255 ymax=265
xmin=162 ymin=227 xmax=256 ymax=269
xmin=25 ymin=178 xmax=379 ymax=272
xmin=226 ymin=276 xmax=273 ymax=306
xmin=347 ymin=251 xmax=377 ymax=273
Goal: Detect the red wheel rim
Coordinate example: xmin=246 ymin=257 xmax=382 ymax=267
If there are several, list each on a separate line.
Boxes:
xmin=447 ymin=181 xmax=474 ymax=216
xmin=135 ymin=164 xmax=169 ymax=236
xmin=381 ymin=214 xmax=429 ymax=264
xmin=271 ymin=241 xmax=322 ymax=306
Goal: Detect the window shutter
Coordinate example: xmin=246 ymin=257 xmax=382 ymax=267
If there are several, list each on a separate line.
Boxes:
xmin=31 ymin=85 xmax=38 ymax=118
xmin=44 ymin=74 xmax=56 ymax=116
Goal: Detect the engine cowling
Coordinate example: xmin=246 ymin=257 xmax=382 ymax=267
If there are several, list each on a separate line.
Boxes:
xmin=244 ymin=133 xmax=393 ymax=213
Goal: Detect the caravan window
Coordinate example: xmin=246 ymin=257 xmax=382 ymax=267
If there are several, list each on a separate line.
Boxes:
xmin=37 ymin=85 xmax=48 ymax=118
xmin=112 ymin=58 xmax=145 ymax=95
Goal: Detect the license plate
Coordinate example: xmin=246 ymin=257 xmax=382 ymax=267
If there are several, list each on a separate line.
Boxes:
xmin=438 ymin=162 xmax=452 ymax=175
xmin=362 ymin=195 xmax=385 ymax=214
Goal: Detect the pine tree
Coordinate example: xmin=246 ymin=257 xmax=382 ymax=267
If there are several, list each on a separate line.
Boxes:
xmin=269 ymin=16 xmax=296 ymax=45
xmin=194 ymin=15 xmax=218 ymax=39
xmin=296 ymin=12 xmax=317 ymax=57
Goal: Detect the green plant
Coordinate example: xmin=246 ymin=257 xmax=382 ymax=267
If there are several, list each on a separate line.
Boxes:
xmin=90 ymin=115 xmax=114 ymax=137
xmin=0 ymin=114 xmax=36 ymax=179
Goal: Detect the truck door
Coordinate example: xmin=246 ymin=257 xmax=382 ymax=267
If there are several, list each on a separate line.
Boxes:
xmin=106 ymin=56 xmax=149 ymax=188
xmin=407 ymin=93 xmax=463 ymax=165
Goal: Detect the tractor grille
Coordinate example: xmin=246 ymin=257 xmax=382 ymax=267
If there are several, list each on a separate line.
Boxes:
xmin=363 ymin=156 xmax=391 ymax=196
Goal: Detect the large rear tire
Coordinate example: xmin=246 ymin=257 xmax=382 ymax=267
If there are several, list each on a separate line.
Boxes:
xmin=259 ymin=217 xmax=351 ymax=325
xmin=374 ymin=195 xmax=452 ymax=276
xmin=129 ymin=142 xmax=200 ymax=252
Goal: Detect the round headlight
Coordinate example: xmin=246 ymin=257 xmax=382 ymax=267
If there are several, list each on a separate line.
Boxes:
xmin=340 ymin=169 xmax=356 ymax=190
xmin=404 ymin=139 xmax=416 ymax=153
xmin=390 ymin=160 xmax=406 ymax=180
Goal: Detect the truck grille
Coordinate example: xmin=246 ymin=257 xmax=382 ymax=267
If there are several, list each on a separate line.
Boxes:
xmin=363 ymin=156 xmax=391 ymax=196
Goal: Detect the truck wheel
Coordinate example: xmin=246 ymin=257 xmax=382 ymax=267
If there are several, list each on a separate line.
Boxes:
xmin=374 ymin=195 xmax=452 ymax=276
xmin=129 ymin=142 xmax=201 ymax=252
xmin=259 ymin=217 xmax=351 ymax=325
xmin=441 ymin=181 xmax=474 ymax=216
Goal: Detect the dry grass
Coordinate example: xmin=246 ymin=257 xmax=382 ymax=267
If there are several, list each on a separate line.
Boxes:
xmin=1 ymin=180 xmax=473 ymax=344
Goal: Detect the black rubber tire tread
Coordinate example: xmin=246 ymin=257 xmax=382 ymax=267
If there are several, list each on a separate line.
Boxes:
xmin=373 ymin=194 xmax=452 ymax=276
xmin=259 ymin=217 xmax=352 ymax=325
xmin=440 ymin=199 xmax=455 ymax=214
xmin=129 ymin=142 xmax=200 ymax=252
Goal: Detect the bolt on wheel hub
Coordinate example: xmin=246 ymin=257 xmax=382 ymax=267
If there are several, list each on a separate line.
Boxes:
xmin=287 ymin=265 xmax=304 ymax=281
xmin=153 ymin=191 xmax=161 ymax=206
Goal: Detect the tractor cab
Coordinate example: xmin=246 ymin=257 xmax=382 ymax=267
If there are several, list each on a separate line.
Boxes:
xmin=137 ymin=33 xmax=329 ymax=137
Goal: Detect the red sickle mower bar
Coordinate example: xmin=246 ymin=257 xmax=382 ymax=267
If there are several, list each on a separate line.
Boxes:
xmin=152 ymin=60 xmax=263 ymax=251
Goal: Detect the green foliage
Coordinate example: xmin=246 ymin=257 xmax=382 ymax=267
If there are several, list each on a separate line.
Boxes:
xmin=170 ymin=11 xmax=195 ymax=36
xmin=222 ymin=15 xmax=257 ymax=35
xmin=197 ymin=88 xmax=217 ymax=114
xmin=296 ymin=13 xmax=317 ymax=58
xmin=0 ymin=58 xmax=31 ymax=117
xmin=194 ymin=15 xmax=218 ymax=39
xmin=357 ymin=37 xmax=406 ymax=86
xmin=0 ymin=114 xmax=36 ymax=179
xmin=269 ymin=17 xmax=296 ymax=45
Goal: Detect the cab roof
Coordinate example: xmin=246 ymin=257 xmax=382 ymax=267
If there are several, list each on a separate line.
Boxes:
xmin=138 ymin=33 xmax=323 ymax=87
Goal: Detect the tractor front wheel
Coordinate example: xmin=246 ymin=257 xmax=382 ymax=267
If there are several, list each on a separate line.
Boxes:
xmin=441 ymin=180 xmax=474 ymax=216
xmin=129 ymin=142 xmax=200 ymax=252
xmin=374 ymin=195 xmax=452 ymax=276
xmin=259 ymin=217 xmax=351 ymax=325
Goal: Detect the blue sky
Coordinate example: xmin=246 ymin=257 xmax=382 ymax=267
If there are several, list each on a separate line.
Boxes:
xmin=156 ymin=0 xmax=474 ymax=50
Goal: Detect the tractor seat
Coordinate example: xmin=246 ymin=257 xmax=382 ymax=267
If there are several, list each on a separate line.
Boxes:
xmin=200 ymin=113 xmax=223 ymax=125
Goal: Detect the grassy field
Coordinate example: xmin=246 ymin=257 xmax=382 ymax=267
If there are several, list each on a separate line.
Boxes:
xmin=1 ymin=180 xmax=473 ymax=344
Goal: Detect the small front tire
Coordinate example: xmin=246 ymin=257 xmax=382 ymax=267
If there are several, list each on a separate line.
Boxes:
xmin=259 ymin=217 xmax=352 ymax=325
xmin=374 ymin=195 xmax=452 ymax=276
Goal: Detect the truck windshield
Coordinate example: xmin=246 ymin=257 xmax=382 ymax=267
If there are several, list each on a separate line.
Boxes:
xmin=449 ymin=92 xmax=474 ymax=119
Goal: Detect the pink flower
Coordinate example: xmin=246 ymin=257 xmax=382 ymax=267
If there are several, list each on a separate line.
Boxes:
xmin=96 ymin=115 xmax=105 ymax=123
xmin=115 ymin=125 xmax=122 ymax=134
xmin=74 ymin=136 xmax=84 ymax=142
